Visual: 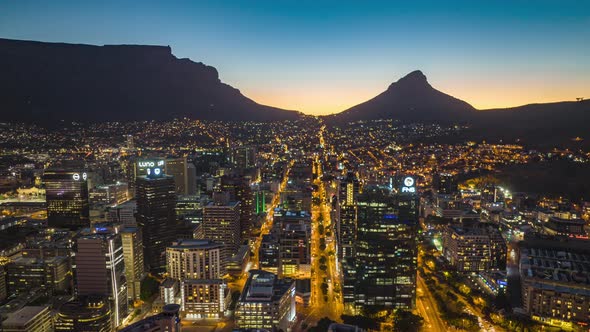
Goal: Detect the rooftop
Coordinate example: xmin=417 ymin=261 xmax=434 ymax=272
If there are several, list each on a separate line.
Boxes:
xmin=168 ymin=239 xmax=223 ymax=250
xmin=240 ymin=270 xmax=294 ymax=303
xmin=3 ymin=306 xmax=49 ymax=326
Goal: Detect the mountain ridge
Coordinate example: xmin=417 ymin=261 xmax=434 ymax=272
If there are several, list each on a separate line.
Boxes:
xmin=0 ymin=38 xmax=301 ymax=123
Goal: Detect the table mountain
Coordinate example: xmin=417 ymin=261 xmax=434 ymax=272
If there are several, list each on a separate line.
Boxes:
xmin=0 ymin=38 xmax=300 ymax=123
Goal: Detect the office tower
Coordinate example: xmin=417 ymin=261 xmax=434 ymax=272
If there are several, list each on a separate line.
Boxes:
xmin=121 ymin=227 xmax=145 ymax=300
xmin=221 ymin=174 xmax=254 ymax=241
xmin=136 ymin=173 xmax=177 ymax=271
xmin=434 ymin=172 xmax=457 ymax=194
xmin=235 ymin=270 xmax=296 ymax=331
xmin=166 ymin=157 xmax=197 ymax=196
xmin=120 ymin=304 xmax=181 ymax=332
xmin=166 ymin=239 xmax=227 ymax=319
xmin=354 ymin=180 xmax=418 ymax=311
xmin=232 ymin=145 xmax=256 ymax=169
xmin=107 ymin=200 xmax=137 ymax=226
xmin=337 ymin=172 xmax=359 ymax=310
xmin=2 ymin=306 xmax=53 ymax=332
xmin=54 ymin=296 xmax=113 ymax=332
xmin=200 ymin=196 xmax=241 ymax=262
xmin=279 ymin=223 xmax=311 ymax=277
xmin=44 ymin=168 xmax=90 ymax=229
xmin=443 ymin=222 xmax=507 ymax=272
xmin=76 ymin=232 xmax=127 ymax=327
xmin=7 ymin=256 xmax=70 ymax=295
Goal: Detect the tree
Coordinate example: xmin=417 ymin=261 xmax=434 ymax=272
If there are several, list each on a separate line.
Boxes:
xmin=309 ymin=317 xmax=335 ymax=332
xmin=393 ymin=311 xmax=423 ymax=332
xmin=140 ymin=276 xmax=160 ymax=301
xmin=318 ymin=224 xmax=325 ymax=235
xmin=229 ymin=290 xmax=241 ymax=310
xmin=341 ymin=314 xmax=379 ymax=330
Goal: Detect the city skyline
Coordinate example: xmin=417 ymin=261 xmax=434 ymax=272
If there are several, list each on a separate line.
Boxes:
xmin=0 ymin=0 xmax=588 ymax=115
xmin=1 ymin=2 xmax=589 ymax=331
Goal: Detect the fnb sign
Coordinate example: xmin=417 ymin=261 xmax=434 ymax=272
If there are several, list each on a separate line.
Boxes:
xmin=401 ymin=176 xmax=416 ymax=193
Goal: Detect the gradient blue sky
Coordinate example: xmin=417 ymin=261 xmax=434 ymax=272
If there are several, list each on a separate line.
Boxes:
xmin=1 ymin=0 xmax=588 ymax=115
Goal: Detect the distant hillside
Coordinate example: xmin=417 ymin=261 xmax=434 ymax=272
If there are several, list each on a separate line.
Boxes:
xmin=0 ymin=38 xmax=301 ymax=123
xmin=469 ymin=100 xmax=590 ymax=147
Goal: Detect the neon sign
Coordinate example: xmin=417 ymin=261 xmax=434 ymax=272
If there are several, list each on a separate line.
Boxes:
xmin=72 ymin=172 xmax=87 ymax=181
xmin=138 ymin=160 xmax=164 ymax=168
xmin=401 ymin=176 xmax=416 ymax=193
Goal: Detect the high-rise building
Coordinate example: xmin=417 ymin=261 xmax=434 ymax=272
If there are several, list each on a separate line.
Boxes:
xmin=200 ymin=197 xmax=241 ymax=263
xmin=165 ymin=239 xmax=227 ymax=319
xmin=121 ymin=227 xmax=145 ymax=300
xmin=76 ymin=231 xmax=128 ymax=327
xmin=353 ymin=180 xmax=418 ymax=312
xmin=54 ymin=296 xmax=113 ymax=332
xmin=235 ymin=270 xmax=296 ymax=331
xmin=136 ymin=173 xmax=177 ymax=271
xmin=2 ymin=306 xmax=53 ymax=332
xmin=337 ymin=172 xmax=359 ymax=309
xmin=221 ymin=175 xmax=254 ymax=241
xmin=166 ymin=157 xmax=197 ymax=196
xmin=44 ymin=168 xmax=90 ymax=229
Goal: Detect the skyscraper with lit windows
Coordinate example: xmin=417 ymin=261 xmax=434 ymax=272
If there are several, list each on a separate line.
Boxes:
xmin=136 ymin=172 xmax=177 ymax=271
xmin=75 ymin=230 xmax=127 ymax=327
xmin=353 ymin=179 xmax=418 ymax=312
xmin=44 ymin=168 xmax=90 ymax=229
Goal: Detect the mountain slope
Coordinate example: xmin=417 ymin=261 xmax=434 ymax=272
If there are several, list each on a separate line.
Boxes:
xmin=0 ymin=38 xmax=300 ymax=123
xmin=470 ymin=100 xmax=590 ymax=146
xmin=327 ymin=70 xmax=476 ymax=123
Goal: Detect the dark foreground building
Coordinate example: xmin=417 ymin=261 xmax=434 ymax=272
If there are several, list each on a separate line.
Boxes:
xmin=352 ymin=178 xmax=418 ymax=312
xmin=136 ymin=174 xmax=177 ymax=271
